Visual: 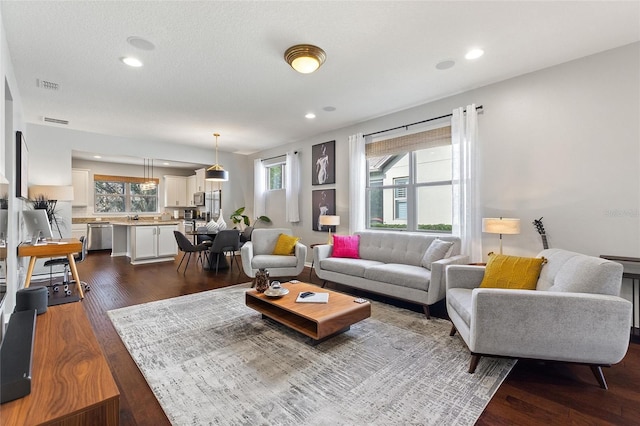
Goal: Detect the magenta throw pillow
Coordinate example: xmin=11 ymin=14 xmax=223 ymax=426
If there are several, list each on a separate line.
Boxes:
xmin=331 ymin=235 xmax=360 ymax=259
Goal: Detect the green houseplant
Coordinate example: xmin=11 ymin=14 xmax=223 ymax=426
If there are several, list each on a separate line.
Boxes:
xmin=229 ymin=207 xmax=271 ymax=228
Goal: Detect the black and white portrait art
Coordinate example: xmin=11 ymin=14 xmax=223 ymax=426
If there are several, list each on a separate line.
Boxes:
xmin=312 ymin=189 xmax=336 ymax=232
xmin=312 ymin=140 xmax=335 ymax=185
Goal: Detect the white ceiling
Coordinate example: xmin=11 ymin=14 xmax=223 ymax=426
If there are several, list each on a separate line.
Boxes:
xmin=1 ymin=1 xmax=639 ymax=155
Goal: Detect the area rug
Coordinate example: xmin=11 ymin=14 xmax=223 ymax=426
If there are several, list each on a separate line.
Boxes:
xmin=108 ymin=284 xmax=515 ymax=425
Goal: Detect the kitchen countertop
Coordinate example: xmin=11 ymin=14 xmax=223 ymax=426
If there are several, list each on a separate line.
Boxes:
xmin=110 ymin=221 xmax=181 ymax=226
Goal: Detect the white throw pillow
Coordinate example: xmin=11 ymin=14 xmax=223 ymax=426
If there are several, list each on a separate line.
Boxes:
xmin=421 ymin=239 xmax=455 ymax=270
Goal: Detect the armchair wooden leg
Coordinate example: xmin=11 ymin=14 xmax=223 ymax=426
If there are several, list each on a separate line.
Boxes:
xmin=422 ymin=305 xmax=431 ymax=319
xmin=590 ymin=365 xmax=609 ymax=390
xmin=449 ymin=324 xmax=457 ymax=336
xmin=321 ymin=280 xmax=327 ymax=288
xmin=469 ymin=354 xmax=481 ymax=373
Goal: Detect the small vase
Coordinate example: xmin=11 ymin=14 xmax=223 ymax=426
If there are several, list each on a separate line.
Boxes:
xmin=255 ymin=268 xmax=270 ymax=293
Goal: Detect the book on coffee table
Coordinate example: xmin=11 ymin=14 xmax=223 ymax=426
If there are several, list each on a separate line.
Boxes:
xmin=296 ymin=292 xmax=329 ymax=303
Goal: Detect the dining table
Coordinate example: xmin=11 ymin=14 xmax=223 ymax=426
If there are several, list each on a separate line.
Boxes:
xmin=185 ymin=230 xmax=231 ymax=271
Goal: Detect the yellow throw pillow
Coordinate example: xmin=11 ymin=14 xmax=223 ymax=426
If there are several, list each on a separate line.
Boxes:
xmin=272 ymin=233 xmax=300 ymax=255
xmin=479 ymin=253 xmax=546 ymax=290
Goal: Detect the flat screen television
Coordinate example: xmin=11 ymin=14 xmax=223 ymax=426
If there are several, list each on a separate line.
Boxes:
xmin=23 ymin=210 xmax=53 ymax=241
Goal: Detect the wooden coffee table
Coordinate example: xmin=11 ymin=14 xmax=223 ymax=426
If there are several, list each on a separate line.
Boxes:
xmin=245 ymin=282 xmax=371 ymax=344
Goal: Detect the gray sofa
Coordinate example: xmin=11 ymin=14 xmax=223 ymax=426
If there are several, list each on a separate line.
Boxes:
xmin=446 ymin=248 xmax=632 ymax=389
xmin=314 ymin=231 xmax=468 ymax=317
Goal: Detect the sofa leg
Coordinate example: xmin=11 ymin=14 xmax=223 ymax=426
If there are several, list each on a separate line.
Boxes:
xmin=590 ymin=365 xmax=608 ymax=390
xmin=469 ymin=354 xmax=481 ymax=373
xmin=321 ymin=280 xmax=327 ymax=288
xmin=422 ymin=305 xmax=431 ymax=319
xmin=449 ymin=324 xmax=457 ymax=336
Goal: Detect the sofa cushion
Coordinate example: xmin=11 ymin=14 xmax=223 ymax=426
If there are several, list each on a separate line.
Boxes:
xmin=480 ymin=253 xmax=546 ymax=290
xmin=272 ymin=233 xmax=299 ymax=255
xmin=320 ymin=258 xmax=383 ymax=277
xmin=332 ymin=234 xmax=360 ymax=258
xmin=251 ymin=254 xmax=299 ymax=269
xmin=421 ymin=239 xmax=455 ymax=270
xmin=364 ymin=264 xmax=431 ymax=291
xmin=447 ymin=288 xmax=473 ymax=327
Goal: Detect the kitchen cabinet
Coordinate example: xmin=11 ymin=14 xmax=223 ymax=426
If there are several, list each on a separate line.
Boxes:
xmin=164 ymin=176 xmax=188 ymax=207
xmin=195 ymin=168 xmax=206 ymax=192
xmin=187 ymin=175 xmax=197 ymax=206
xmin=72 ymin=169 xmax=90 ymax=207
xmin=129 ymin=224 xmax=178 ymax=264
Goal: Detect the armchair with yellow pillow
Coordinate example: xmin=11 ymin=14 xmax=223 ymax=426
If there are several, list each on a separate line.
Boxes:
xmin=240 ymin=228 xmax=307 ymax=279
xmin=446 ymin=249 xmax=632 ymax=389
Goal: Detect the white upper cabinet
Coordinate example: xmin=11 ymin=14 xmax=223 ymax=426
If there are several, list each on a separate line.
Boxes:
xmin=163 ymin=175 xmax=189 ymax=207
xmin=72 ymin=169 xmax=90 ymax=206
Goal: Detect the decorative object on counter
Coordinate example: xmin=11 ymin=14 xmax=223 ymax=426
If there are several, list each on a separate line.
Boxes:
xmin=229 ymin=207 xmax=271 ymax=230
xmin=254 ymin=268 xmax=270 ymax=292
xmin=216 ymin=210 xmax=227 ymax=231
xmin=318 ymin=215 xmax=340 ymax=244
xmin=28 ymin=185 xmax=74 ymax=238
xmin=532 ymin=217 xmax=549 ymax=249
xmin=205 ymin=133 xmax=229 ymax=182
xmin=481 ymin=217 xmax=520 ymax=255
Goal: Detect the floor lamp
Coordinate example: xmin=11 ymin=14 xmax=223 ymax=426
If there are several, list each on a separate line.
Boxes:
xmin=28 ymin=185 xmax=74 ymax=238
xmin=482 ymin=217 xmax=520 ymax=254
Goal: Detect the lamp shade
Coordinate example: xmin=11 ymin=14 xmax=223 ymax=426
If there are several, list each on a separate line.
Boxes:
xmin=482 ymin=218 xmax=520 ymax=234
xmin=28 ymin=185 xmax=74 ymax=201
xmin=205 ymin=166 xmax=229 ymax=182
xmin=319 ymin=215 xmax=340 ymax=227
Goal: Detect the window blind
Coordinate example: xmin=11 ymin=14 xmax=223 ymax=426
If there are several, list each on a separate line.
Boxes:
xmin=365 ymin=126 xmax=451 ymax=158
xmin=94 ymin=174 xmax=160 ymax=184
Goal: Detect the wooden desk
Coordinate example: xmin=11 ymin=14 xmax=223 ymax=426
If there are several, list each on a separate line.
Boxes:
xmin=18 ymin=238 xmax=84 ymax=299
xmin=0 ymin=303 xmax=120 ymax=425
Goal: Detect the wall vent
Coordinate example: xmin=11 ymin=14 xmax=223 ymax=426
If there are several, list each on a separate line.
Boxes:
xmin=42 ymin=116 xmax=69 ymax=125
xmin=36 ymin=79 xmax=59 ymax=91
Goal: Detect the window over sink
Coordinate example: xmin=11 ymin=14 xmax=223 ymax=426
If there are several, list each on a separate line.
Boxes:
xmin=94 ymin=174 xmax=158 ymax=213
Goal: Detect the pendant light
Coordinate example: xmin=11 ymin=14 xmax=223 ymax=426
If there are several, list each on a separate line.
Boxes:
xmin=206 ymin=133 xmax=229 ymax=181
xmin=141 ymin=158 xmax=156 ymax=191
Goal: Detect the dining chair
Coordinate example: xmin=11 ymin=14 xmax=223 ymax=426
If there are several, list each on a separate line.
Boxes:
xmin=173 ymin=231 xmax=210 ymax=274
xmin=207 ymin=229 xmax=240 ymax=273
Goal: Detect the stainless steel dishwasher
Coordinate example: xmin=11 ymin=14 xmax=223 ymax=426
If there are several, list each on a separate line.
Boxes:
xmin=87 ymin=222 xmax=112 ymax=251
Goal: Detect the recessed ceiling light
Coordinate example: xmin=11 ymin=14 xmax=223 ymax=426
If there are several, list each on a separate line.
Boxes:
xmin=93 ymin=155 xmax=102 ymax=159
xmin=305 ymin=113 xmax=316 ymax=119
xmin=127 ymin=36 xmax=155 ymax=51
xmin=163 ymin=162 xmax=170 ymax=166
xmin=435 ymin=60 xmax=456 ymax=70
xmin=465 ymin=49 xmax=484 ymax=60
xmin=121 ymin=57 xmax=143 ymax=67
xmin=322 ymin=106 xmax=336 ymax=112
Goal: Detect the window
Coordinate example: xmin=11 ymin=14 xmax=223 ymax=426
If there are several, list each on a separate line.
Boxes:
xmin=365 ymin=126 xmax=452 ymax=232
xmin=266 ymin=163 xmax=286 ymax=191
xmin=94 ymin=175 xmax=158 ymax=213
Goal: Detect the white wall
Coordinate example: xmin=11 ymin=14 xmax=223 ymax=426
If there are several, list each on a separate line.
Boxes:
xmin=252 ymin=42 xmax=640 ymax=263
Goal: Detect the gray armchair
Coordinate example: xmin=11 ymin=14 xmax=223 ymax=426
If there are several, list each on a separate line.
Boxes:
xmin=446 ymin=248 xmax=632 ymax=389
xmin=240 ymin=228 xmax=307 ymax=279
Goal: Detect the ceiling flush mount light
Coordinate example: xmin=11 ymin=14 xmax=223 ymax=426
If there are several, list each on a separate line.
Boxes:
xmin=284 ymin=44 xmax=326 ymax=74
xmin=121 ymin=56 xmax=143 ymax=67
xmin=205 ymin=133 xmax=229 ymax=182
xmin=465 ymin=48 xmax=484 ymax=60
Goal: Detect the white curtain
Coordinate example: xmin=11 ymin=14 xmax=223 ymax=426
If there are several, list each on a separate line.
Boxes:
xmin=253 ymin=158 xmax=266 ymax=219
xmin=348 ymin=133 xmax=366 ymax=234
xmin=285 ymin=151 xmax=300 ymax=222
xmin=451 ymin=104 xmax=482 ymax=262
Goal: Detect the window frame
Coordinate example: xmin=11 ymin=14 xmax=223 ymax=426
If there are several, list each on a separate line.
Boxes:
xmin=265 ymin=162 xmax=286 ymax=192
xmin=94 ymin=175 xmax=159 ymax=213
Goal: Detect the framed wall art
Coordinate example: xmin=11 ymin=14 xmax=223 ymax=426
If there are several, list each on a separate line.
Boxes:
xmin=16 ymin=131 xmax=28 ymax=199
xmin=312 ymin=189 xmax=336 ymax=232
xmin=312 ymin=140 xmax=335 ymax=185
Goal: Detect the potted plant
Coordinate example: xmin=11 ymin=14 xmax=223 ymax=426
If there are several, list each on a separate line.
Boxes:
xmin=229 ymin=207 xmax=271 ymax=230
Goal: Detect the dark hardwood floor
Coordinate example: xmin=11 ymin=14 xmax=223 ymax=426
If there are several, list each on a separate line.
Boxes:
xmin=68 ymin=251 xmax=640 ymax=425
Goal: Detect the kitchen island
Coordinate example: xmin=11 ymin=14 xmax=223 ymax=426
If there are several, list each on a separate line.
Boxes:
xmin=111 ymin=221 xmax=180 ymax=265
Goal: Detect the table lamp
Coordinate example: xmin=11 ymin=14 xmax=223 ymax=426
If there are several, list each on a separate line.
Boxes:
xmin=482 ymin=217 xmax=520 ymax=254
xmin=319 ymin=215 xmax=340 ymax=244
